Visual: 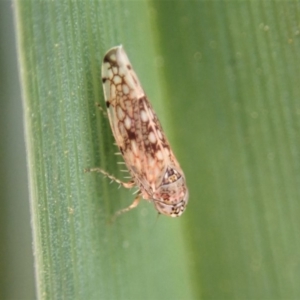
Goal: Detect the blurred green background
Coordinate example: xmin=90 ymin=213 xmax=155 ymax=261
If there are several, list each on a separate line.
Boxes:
xmin=1 ymin=0 xmax=300 ymax=299
xmin=0 ymin=1 xmax=35 ymax=299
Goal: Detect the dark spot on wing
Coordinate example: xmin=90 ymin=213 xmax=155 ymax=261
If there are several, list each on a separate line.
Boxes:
xmin=106 ymin=101 xmax=110 ymax=108
xmin=127 ymin=130 xmax=136 ymax=140
xmin=103 ymin=56 xmax=110 ymax=63
xmin=150 ymin=141 xmax=159 ymax=153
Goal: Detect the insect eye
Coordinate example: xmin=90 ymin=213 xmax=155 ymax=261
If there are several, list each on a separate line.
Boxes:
xmin=162 ymin=167 xmax=181 ymax=185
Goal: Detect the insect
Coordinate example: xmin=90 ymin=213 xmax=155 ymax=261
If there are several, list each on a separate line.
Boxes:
xmin=86 ymin=45 xmax=188 ymax=219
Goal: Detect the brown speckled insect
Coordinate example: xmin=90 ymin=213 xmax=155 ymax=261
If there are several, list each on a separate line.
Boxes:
xmin=87 ymin=45 xmax=188 ymax=219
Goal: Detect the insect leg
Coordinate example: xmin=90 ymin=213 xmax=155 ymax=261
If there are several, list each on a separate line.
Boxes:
xmin=84 ymin=167 xmax=135 ymax=189
xmin=110 ymin=191 xmax=142 ymax=222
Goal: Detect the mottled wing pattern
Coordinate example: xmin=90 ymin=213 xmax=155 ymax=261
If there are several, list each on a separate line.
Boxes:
xmin=101 ymin=46 xmax=188 ymax=217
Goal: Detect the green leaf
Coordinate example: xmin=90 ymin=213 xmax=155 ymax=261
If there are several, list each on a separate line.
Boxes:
xmin=14 ymin=0 xmax=300 ymax=299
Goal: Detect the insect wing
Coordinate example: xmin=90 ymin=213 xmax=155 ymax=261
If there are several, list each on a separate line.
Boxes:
xmin=102 ymin=46 xmax=173 ymax=192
